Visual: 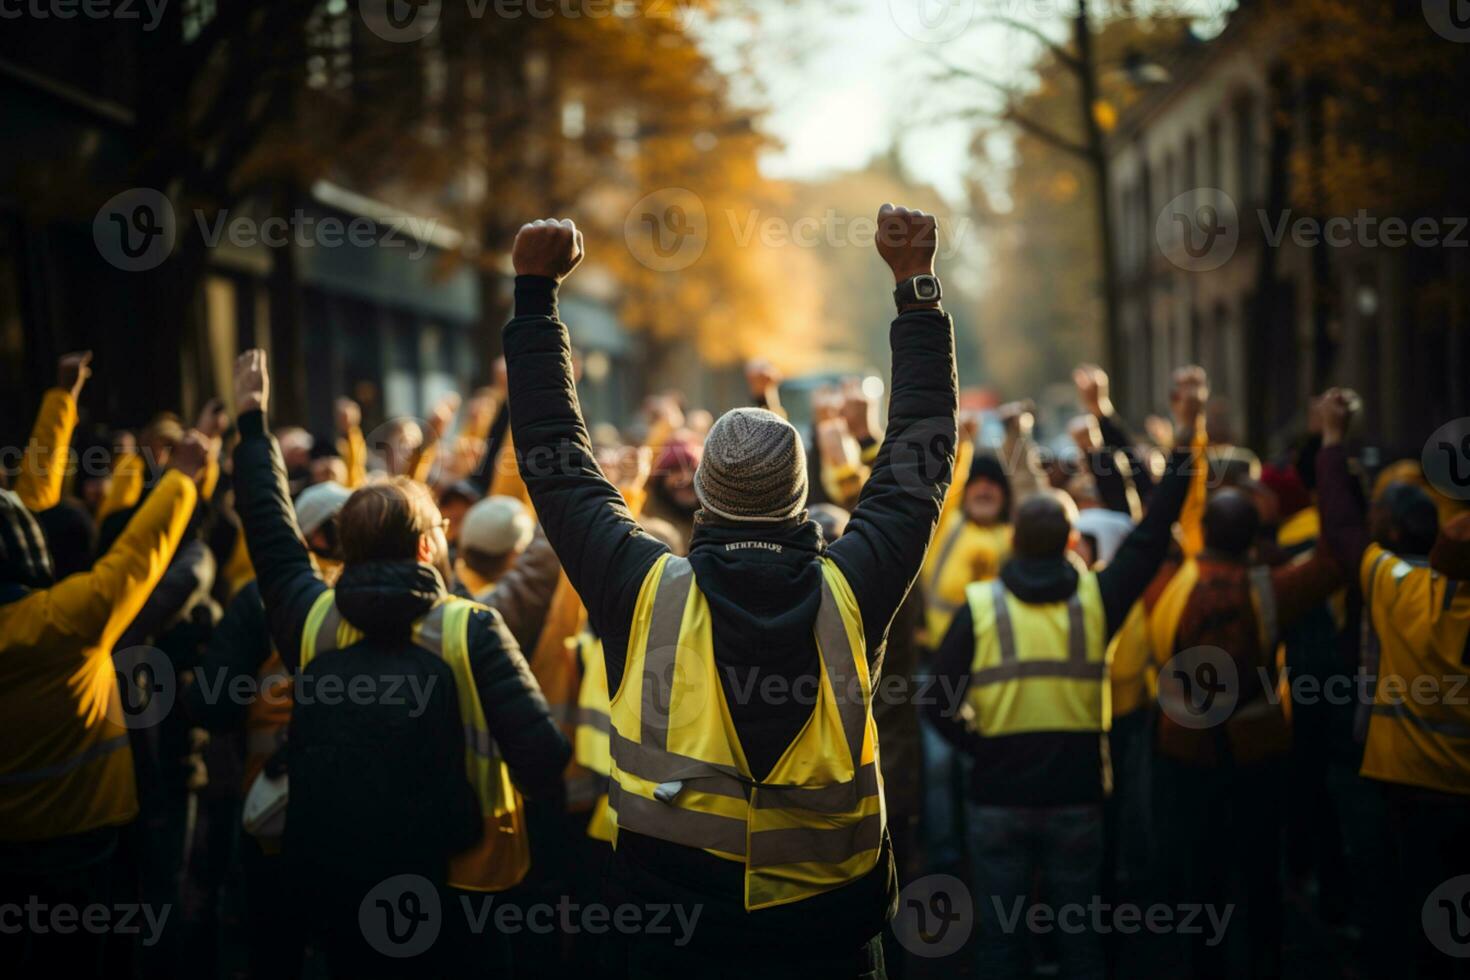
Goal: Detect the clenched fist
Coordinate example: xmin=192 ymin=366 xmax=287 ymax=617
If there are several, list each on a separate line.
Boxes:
xmin=512 ymin=219 xmax=584 ymax=282
xmin=234 ymin=349 xmax=270 ymax=417
xmin=1169 ymin=366 xmax=1209 ymax=442
xmin=875 ymin=204 xmax=938 ymax=284
xmin=57 ymin=351 xmax=93 ymax=399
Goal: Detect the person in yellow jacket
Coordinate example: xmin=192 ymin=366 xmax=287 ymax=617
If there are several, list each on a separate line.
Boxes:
xmin=0 ymin=414 xmax=207 ymax=976
xmin=1315 ymin=388 xmax=1470 ymax=979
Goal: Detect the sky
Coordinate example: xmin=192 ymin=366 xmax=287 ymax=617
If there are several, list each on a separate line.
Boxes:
xmin=695 ymin=0 xmax=1233 ymax=203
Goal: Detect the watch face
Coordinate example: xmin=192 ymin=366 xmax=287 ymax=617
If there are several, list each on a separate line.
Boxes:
xmin=913 ymin=277 xmax=940 ymax=300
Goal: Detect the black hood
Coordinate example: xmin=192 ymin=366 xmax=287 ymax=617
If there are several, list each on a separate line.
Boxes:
xmin=0 ymin=488 xmax=54 ymax=592
xmin=1000 ymin=552 xmax=1086 ymax=605
xmin=686 ymin=514 xmax=827 ymax=779
xmin=335 ymin=560 xmax=444 ymax=637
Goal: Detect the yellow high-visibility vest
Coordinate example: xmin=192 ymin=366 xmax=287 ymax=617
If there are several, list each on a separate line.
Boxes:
xmin=920 ymin=512 xmax=1010 ymax=647
xmin=1358 ymin=545 xmax=1470 ymax=795
xmin=574 ymin=631 xmax=615 ymax=842
xmin=299 ymin=590 xmax=530 ymax=891
xmin=608 ymin=554 xmax=884 ymax=911
xmin=963 ymin=573 xmax=1109 ymax=736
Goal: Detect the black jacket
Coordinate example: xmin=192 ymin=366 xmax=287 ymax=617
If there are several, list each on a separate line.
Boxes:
xmin=926 ymin=447 xmax=1196 ymax=806
xmin=231 ymin=410 xmax=570 ymax=878
xmin=504 ymin=275 xmax=957 ymax=952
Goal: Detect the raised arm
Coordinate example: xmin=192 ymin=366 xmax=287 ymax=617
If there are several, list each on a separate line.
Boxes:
xmin=1313 ymin=388 xmax=1371 ymax=575
xmin=1096 ymin=368 xmax=1208 ymax=635
xmin=230 ymin=350 xmax=330 ymax=671
xmin=14 ymin=352 xmax=88 ymax=513
xmin=828 ymin=205 xmax=958 ymax=651
xmin=502 ymin=219 xmax=667 ymax=637
xmin=44 ymin=438 xmax=203 ymax=650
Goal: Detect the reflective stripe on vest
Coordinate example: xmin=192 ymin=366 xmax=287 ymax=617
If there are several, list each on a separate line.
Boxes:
xmin=298 ymin=589 xmax=529 ymax=891
xmin=607 ymin=554 xmax=884 ymax=911
xmin=964 ymin=575 xmax=1109 ymax=736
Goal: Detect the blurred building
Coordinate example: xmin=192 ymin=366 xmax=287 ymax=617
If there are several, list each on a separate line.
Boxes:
xmin=1107 ymin=2 xmax=1469 ymax=454
xmin=0 ymin=14 xmax=636 ymax=453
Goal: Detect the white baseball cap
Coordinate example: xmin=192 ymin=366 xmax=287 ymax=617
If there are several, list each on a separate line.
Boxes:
xmin=460 ymin=495 xmax=534 ymax=557
xmin=294 ymin=481 xmax=351 ymax=538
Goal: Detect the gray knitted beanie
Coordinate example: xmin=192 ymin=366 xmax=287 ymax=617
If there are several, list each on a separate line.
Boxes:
xmin=693 ymin=408 xmax=808 ymax=522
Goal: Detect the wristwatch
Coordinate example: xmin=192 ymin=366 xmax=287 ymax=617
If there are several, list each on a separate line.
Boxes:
xmin=894 ymin=274 xmax=942 ymax=310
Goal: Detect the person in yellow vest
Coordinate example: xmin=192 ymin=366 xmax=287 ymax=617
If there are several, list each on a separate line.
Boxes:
xmin=924 ymin=367 xmax=1207 ymax=980
xmin=503 ymin=208 xmax=955 ymax=976
xmin=1314 ymin=388 xmax=1470 ymax=979
xmin=228 ymin=350 xmax=569 ymax=978
xmin=0 ymin=408 xmax=206 ymax=977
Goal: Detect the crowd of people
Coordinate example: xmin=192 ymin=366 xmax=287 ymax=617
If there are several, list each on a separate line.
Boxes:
xmin=1 ymin=207 xmax=1466 ymax=979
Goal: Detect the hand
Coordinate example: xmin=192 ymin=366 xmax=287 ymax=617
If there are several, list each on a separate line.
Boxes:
xmin=745 ymin=358 xmax=781 ymax=400
xmin=998 ymin=400 xmax=1035 ymax=441
xmin=427 ymin=392 xmax=461 ymax=441
xmin=959 ymin=411 xmax=980 ymax=445
xmin=1169 ymin=365 xmax=1209 ymax=442
xmin=1306 ymin=394 xmax=1325 ymax=436
xmin=234 ymin=349 xmax=270 ymax=416
xmin=616 ymin=445 xmax=654 ymax=493
xmin=840 ymin=377 xmax=877 ymax=442
xmin=195 ymin=398 xmax=229 ymax=441
xmin=1069 ymin=414 xmax=1102 ymax=454
xmin=812 ymin=385 xmax=844 ymax=424
xmin=334 ymin=397 xmax=361 ymax=434
xmin=58 ymin=351 xmax=93 ymax=399
xmin=875 ymin=204 xmax=939 ymax=285
xmin=512 ymin=218 xmax=584 ymax=282
xmin=1072 ymin=363 xmax=1112 ymax=417
xmin=169 ymin=430 xmax=211 ymax=482
xmin=1318 ymin=387 xmax=1359 ymax=447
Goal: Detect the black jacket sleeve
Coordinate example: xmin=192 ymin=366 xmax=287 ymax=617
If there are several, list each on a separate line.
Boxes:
xmin=232 ymin=409 xmax=329 ymax=672
xmin=1096 ymin=411 xmax=1156 ymax=504
xmin=184 ymin=581 xmax=271 ymax=732
xmin=1096 ymin=446 xmax=1196 ymax=635
xmin=502 ymin=276 xmax=668 ymax=643
xmin=466 ymin=606 xmax=571 ymax=800
xmin=827 ymin=307 xmax=957 ymax=660
xmin=923 ymin=603 xmax=980 ymax=752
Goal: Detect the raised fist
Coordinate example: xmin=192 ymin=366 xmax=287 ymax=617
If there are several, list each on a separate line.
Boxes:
xmin=1318 ymin=387 xmax=1360 ymax=446
xmin=875 ymin=204 xmax=939 ymax=284
xmin=334 ymin=397 xmax=362 ymax=434
xmin=1072 ymin=363 xmax=1111 ymax=417
xmin=512 ymin=218 xmax=584 ymax=282
xmin=998 ymin=400 xmax=1036 ymax=440
xmin=234 ymin=349 xmax=270 ymax=416
xmin=1169 ymin=366 xmax=1209 ymax=439
xmin=195 ymin=398 xmax=230 ymax=441
xmin=58 ymin=351 xmax=93 ymax=399
xmin=427 ymin=392 xmax=461 ymax=440
xmin=170 ymin=429 xmax=212 ymax=482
